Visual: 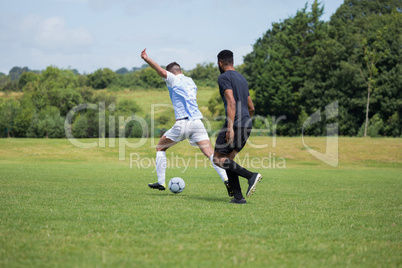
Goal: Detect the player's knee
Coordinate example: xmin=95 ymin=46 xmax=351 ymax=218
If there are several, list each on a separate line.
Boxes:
xmin=212 ymin=156 xmax=221 ymax=166
xmin=156 ymin=146 xmax=167 ymax=152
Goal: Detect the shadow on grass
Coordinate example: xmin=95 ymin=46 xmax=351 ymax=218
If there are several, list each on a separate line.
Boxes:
xmin=141 ymin=190 xmax=260 ymax=205
xmin=143 ymin=191 xmax=229 ymax=203
xmin=183 ymin=194 xmax=231 ymax=203
xmin=186 ymin=195 xmax=258 ymax=205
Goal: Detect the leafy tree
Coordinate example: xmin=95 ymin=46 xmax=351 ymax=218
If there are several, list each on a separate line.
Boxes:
xmin=0 ymin=98 xmax=20 ymax=137
xmin=188 ymin=63 xmax=219 ymax=86
xmin=82 ymin=93 xmax=118 ymax=138
xmin=109 ymin=72 xmax=142 ymax=89
xmin=77 ymin=74 xmax=89 ymax=87
xmin=0 ymin=75 xmax=18 ymax=91
xmin=359 ymin=36 xmax=388 ymax=137
xmin=40 ymin=66 xmax=78 ymax=88
xmin=18 ymin=72 xmax=39 ymax=89
xmin=26 ymin=113 xmax=39 ymax=138
xmin=37 ymin=106 xmax=65 ymax=138
xmin=88 ymin=68 xmax=117 ymax=89
xmin=9 ymin=66 xmax=29 ymax=81
xmin=78 ymin=86 xmax=94 ymax=103
xmin=357 ymin=113 xmax=384 ymax=137
xmin=23 ymin=66 xmax=83 ymax=116
xmin=81 ymin=109 xmax=99 ymax=138
xmin=244 ymin=0 xmax=327 ymax=134
xmin=26 ymin=106 xmax=64 ymax=138
xmin=116 ymin=68 xmax=129 ymax=75
xmin=115 ymin=99 xmax=143 ymax=138
xmin=208 ymin=89 xmax=225 ymax=117
xmin=13 ymin=96 xmax=35 ymax=137
xmin=383 ymin=112 xmax=400 ymax=137
xmin=72 ymin=114 xmax=88 ymax=138
xmin=57 ymin=88 xmax=84 ymax=116
xmin=329 ymin=0 xmax=402 ymax=136
xmin=243 ymin=0 xmax=401 ymax=136
xmin=71 ymin=69 xmax=80 ymax=75
xmin=138 ymin=67 xmax=165 ymax=88
xmin=117 ymin=99 xmax=141 ymax=116
xmin=91 ymin=92 xmax=117 ymax=108
xmin=131 ymin=64 xmax=148 ymax=72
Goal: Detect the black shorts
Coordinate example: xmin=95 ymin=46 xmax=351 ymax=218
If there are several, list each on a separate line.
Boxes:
xmin=214 ymin=126 xmax=252 ymax=155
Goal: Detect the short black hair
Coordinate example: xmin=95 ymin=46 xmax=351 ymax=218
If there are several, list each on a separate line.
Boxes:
xmin=217 ymin=50 xmax=234 ymax=66
xmin=166 ymin=62 xmax=181 ymax=74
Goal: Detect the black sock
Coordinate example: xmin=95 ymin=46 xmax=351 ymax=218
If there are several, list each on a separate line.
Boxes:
xmin=226 ymin=169 xmax=243 ymax=200
xmin=222 ymin=159 xmax=254 ymax=180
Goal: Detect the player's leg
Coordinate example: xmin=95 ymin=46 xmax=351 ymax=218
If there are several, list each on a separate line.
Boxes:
xmin=213 ymin=127 xmax=262 ymax=198
xmin=214 ymin=150 xmax=262 ymax=198
xmin=213 ymin=127 xmax=254 ymax=179
xmin=196 ymin=139 xmax=232 ymax=196
xmin=148 ymin=135 xmax=178 ymax=191
xmin=234 ymin=127 xmax=262 ymax=197
xmin=214 ymin=149 xmax=254 ymax=179
xmin=187 ymin=120 xmax=231 ymax=195
xmin=214 ymin=149 xmax=244 ymax=200
xmin=156 ymin=134 xmax=178 ymax=151
xmin=226 ymin=170 xmax=246 ymax=204
xmin=196 ymin=140 xmax=227 ymax=181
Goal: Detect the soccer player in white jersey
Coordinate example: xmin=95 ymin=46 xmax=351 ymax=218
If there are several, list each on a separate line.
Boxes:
xmin=140 ymin=48 xmax=232 ymax=196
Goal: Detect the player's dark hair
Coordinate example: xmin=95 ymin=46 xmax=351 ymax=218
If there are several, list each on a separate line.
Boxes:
xmin=217 ymin=50 xmax=234 ymax=66
xmin=166 ymin=62 xmax=181 ymax=74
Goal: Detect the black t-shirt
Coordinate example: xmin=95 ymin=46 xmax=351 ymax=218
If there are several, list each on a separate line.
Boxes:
xmin=218 ymin=70 xmax=252 ymax=128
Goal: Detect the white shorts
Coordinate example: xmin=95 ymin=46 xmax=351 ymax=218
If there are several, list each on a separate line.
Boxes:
xmin=164 ymin=119 xmax=209 ymax=145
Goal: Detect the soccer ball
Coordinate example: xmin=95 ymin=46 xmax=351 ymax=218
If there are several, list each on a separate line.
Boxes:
xmin=168 ymin=177 xmax=185 ymax=194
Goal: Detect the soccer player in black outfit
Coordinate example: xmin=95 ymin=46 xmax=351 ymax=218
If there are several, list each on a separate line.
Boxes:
xmin=213 ymin=50 xmax=262 ymax=204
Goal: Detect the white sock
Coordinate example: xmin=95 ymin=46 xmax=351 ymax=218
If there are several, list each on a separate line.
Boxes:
xmin=156 ymin=151 xmax=167 ymax=185
xmin=210 ymin=154 xmax=227 ymax=182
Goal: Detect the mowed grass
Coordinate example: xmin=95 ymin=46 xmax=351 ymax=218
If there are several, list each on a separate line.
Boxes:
xmin=0 ymin=138 xmax=401 ymax=267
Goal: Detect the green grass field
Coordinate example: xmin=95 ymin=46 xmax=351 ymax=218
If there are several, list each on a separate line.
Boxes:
xmin=0 ymin=137 xmax=401 ymax=267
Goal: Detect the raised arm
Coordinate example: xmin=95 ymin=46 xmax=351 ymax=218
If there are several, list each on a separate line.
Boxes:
xmin=141 ymin=48 xmax=167 ymax=79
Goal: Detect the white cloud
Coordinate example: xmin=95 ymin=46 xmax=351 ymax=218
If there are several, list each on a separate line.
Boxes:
xmin=20 ymin=15 xmax=94 ymax=52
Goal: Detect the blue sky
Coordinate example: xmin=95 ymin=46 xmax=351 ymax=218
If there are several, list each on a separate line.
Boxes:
xmin=0 ymin=0 xmax=345 ymax=74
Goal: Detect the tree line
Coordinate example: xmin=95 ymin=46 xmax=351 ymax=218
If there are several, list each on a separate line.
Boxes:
xmin=243 ymin=0 xmax=401 ymax=137
xmin=0 ymin=63 xmax=221 ymax=138
xmin=0 ymin=63 xmax=219 ymax=92
xmin=0 ymin=0 xmax=401 ymax=138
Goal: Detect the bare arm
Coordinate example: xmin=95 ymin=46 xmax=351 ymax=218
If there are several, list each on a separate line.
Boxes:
xmin=224 ymin=89 xmax=236 ymax=144
xmin=141 ymin=48 xmax=167 ymax=79
xmin=247 ymin=95 xmax=255 ymax=117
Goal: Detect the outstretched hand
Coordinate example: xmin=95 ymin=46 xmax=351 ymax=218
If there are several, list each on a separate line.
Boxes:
xmin=141 ymin=48 xmax=148 ymax=60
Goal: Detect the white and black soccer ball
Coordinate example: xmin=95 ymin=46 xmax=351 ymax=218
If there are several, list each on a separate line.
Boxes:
xmin=168 ymin=177 xmax=185 ymax=194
